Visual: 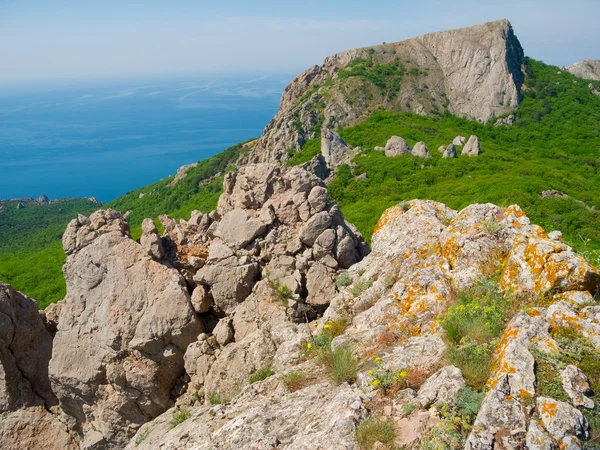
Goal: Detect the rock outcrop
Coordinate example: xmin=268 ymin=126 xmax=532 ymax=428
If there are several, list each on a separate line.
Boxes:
xmin=411 ymin=141 xmax=432 ymax=158
xmin=49 ymin=210 xmax=204 ymax=447
xmin=250 ymin=19 xmax=524 ymax=164
xmin=321 ymin=129 xmax=357 ymax=169
xmin=385 ymin=136 xmax=411 ymax=157
xmin=0 ymin=284 xmax=77 ymax=450
xmin=461 ymin=135 xmax=481 ymax=156
xmin=567 ymin=60 xmax=600 ymax=81
xmin=442 ymin=144 xmax=458 ymax=158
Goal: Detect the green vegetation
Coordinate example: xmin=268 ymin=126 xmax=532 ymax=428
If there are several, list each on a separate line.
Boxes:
xmin=326 ymin=58 xmax=600 ymax=262
xmin=419 ymin=388 xmax=483 ymax=450
xmin=0 ymin=199 xmax=98 ymax=308
xmin=335 ymin=272 xmax=352 ymax=287
xmin=169 ymin=407 xmax=190 ymax=429
xmin=350 ymin=278 xmax=373 ymax=296
xmin=207 ymin=392 xmax=229 ymax=405
xmin=355 ymin=418 xmax=397 ymax=450
xmin=440 ymin=278 xmax=506 ymax=389
xmin=367 ymin=357 xmax=408 ymax=393
xmin=286 ymin=135 xmax=321 ymax=167
xmin=134 ymin=431 xmax=148 ymax=446
xmin=249 ymin=367 xmax=275 ymax=384
xmin=282 ymin=370 xmax=308 ymax=392
xmin=338 ymin=57 xmax=405 ymax=99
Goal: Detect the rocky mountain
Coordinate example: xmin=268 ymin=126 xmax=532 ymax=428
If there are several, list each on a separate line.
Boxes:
xmin=2 ymin=163 xmax=600 ymax=449
xmin=567 ymin=60 xmax=600 ymax=81
xmin=250 ymin=19 xmax=524 ymax=164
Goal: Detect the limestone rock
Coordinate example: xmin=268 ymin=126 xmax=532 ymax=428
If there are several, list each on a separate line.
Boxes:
xmin=299 ymin=211 xmax=332 ymax=246
xmin=567 ymin=60 xmax=600 ymax=81
xmin=140 ymin=218 xmax=164 ymax=259
xmin=321 ymin=129 xmax=356 ymax=168
xmin=411 ymin=141 xmax=432 ymax=158
xmin=494 ymin=113 xmax=515 ymax=127
xmin=49 ymin=210 xmax=204 ymax=447
xmin=415 ymin=365 xmax=465 ymax=407
xmin=442 ymin=144 xmax=457 ymax=159
xmin=461 ymin=135 xmax=481 ymax=156
xmin=0 ymin=283 xmax=55 ymax=412
xmin=190 ymin=284 xmax=212 ymax=314
xmin=561 ymin=365 xmax=594 ymax=409
xmin=126 ymin=381 xmax=366 ymax=450
xmin=214 ymin=208 xmax=268 ymax=249
xmin=385 ymin=136 xmax=411 ymax=157
xmin=452 ymin=135 xmax=466 ymax=146
xmin=537 ymin=397 xmax=588 ymax=442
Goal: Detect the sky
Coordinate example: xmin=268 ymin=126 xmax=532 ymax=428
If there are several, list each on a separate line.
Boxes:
xmin=1 ymin=0 xmax=599 ymax=84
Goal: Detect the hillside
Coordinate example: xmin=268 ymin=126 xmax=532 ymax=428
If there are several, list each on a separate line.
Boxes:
xmin=2 ymin=19 xmax=600 ymax=310
xmin=0 ymin=197 xmax=100 ymax=308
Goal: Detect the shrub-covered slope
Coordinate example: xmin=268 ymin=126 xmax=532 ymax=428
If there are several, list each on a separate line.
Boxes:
xmin=325 ymin=58 xmax=600 ymax=262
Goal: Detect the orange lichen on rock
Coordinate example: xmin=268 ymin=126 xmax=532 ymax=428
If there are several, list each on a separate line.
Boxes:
xmin=539 ymin=398 xmax=558 ymax=418
xmin=373 ymin=205 xmax=404 ymax=235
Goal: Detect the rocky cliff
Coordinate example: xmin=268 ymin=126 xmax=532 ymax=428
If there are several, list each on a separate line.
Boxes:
xmin=2 ymin=164 xmax=600 ymax=449
xmin=250 ymin=19 xmax=524 ymax=165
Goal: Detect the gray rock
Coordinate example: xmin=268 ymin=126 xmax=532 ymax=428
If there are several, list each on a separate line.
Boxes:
xmin=140 ymin=218 xmax=164 ymax=259
xmin=321 ymin=130 xmax=357 ymax=168
xmin=438 ymin=145 xmax=447 ymax=153
xmin=215 ymin=209 xmax=268 ymax=249
xmin=567 ymin=60 xmax=600 ymax=81
xmin=442 ymin=144 xmax=458 ymax=158
xmin=537 ymin=397 xmax=588 ymax=442
xmin=299 ymin=211 xmax=332 ymax=246
xmin=526 ymin=420 xmax=557 ymax=450
xmin=494 ymin=114 xmax=515 ymax=127
xmin=50 ymin=210 xmax=204 ymax=446
xmin=190 ymin=284 xmax=212 ymax=314
xmin=462 ymin=135 xmax=481 ymax=156
xmin=307 ymin=186 xmax=328 ymax=213
xmin=411 ymin=141 xmax=432 ymax=158
xmin=416 ymin=365 xmax=465 ymax=407
xmin=213 ymin=318 xmax=234 ymax=346
xmin=384 ymin=136 xmax=411 ymax=157
xmin=306 ymin=263 xmax=336 ymax=309
xmin=561 ymin=365 xmax=594 ymax=409
xmin=452 ymin=136 xmax=466 ymax=146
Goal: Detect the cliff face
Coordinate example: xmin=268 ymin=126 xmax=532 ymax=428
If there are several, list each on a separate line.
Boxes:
xmin=567 ymin=60 xmax=600 ymax=81
xmin=250 ymin=19 xmax=524 ymax=164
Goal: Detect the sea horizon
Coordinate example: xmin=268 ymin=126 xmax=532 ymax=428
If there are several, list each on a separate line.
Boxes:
xmin=0 ymin=72 xmax=293 ymax=202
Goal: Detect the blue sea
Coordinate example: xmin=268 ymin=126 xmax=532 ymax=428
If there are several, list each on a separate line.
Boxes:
xmin=0 ymin=73 xmax=291 ymax=202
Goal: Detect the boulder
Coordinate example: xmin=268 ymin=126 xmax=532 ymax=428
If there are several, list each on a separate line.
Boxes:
xmin=411 ymin=141 xmax=432 ymax=158
xmin=140 ymin=218 xmax=164 ymax=259
xmin=415 ymin=365 xmax=465 ymax=407
xmin=384 ymin=136 xmax=411 ymax=157
xmin=214 ymin=208 xmax=268 ymax=249
xmin=461 ymin=135 xmax=481 ymax=156
xmin=561 ymin=365 xmax=594 ymax=409
xmin=321 ymin=130 xmax=356 ymax=168
xmin=452 ymin=136 xmax=466 ymax=146
xmin=299 ymin=211 xmax=332 ymax=246
xmin=442 ymin=144 xmax=458 ymax=159
xmin=567 ymin=60 xmax=600 ymax=81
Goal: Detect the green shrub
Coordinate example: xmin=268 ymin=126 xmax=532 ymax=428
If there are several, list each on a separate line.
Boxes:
xmin=355 ymin=418 xmax=397 ymax=449
xmin=169 ymin=407 xmax=190 ymax=429
xmin=335 ymin=272 xmax=352 ymax=287
xmin=440 ymin=279 xmax=506 ymax=388
xmin=453 ymin=387 xmax=485 ymax=421
xmin=402 ymin=402 xmax=420 ymax=416
xmin=249 ymin=367 xmax=275 ymax=384
xmin=135 ymin=431 xmax=148 ymax=446
xmin=282 ymin=370 xmax=308 ymax=392
xmin=317 ymin=345 xmax=358 ymax=385
xmin=207 ymin=392 xmax=229 ymax=405
xmin=351 ymin=278 xmax=373 ymax=296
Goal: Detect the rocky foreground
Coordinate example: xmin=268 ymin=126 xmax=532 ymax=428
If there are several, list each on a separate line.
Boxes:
xmin=1 ymin=163 xmax=600 ymax=449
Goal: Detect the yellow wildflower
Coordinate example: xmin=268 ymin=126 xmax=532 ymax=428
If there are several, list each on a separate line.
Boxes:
xmin=368 ymin=370 xmax=373 ymax=376
xmin=312 ymin=322 xmax=318 ymax=327
xmin=374 ymin=357 xmax=382 ymax=364
xmin=454 ymin=417 xmax=460 ymax=424
xmin=324 ymin=324 xmax=332 ymax=330
xmin=372 ymin=379 xmax=380 ymax=387
xmin=399 ymin=370 xmax=408 ymax=378
xmin=307 ymin=343 xmax=312 ymax=349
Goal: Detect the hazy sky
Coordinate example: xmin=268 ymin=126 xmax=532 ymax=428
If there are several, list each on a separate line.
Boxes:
xmin=1 ymin=0 xmax=599 ymax=84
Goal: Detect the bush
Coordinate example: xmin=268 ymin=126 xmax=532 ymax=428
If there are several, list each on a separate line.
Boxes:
xmin=169 ymin=407 xmax=190 ymax=429
xmin=440 ymin=279 xmax=506 ymax=388
xmin=317 ymin=345 xmax=358 ymax=385
xmin=134 ymin=431 xmax=148 ymax=446
xmin=453 ymin=387 xmax=485 ymax=421
xmin=355 ymin=418 xmax=397 ymax=449
xmin=351 ymin=278 xmax=373 ymax=296
xmin=207 ymin=392 xmax=229 ymax=405
xmin=249 ymin=367 xmax=275 ymax=384
xmin=335 ymin=272 xmax=352 ymax=287
xmin=282 ymin=370 xmax=308 ymax=392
